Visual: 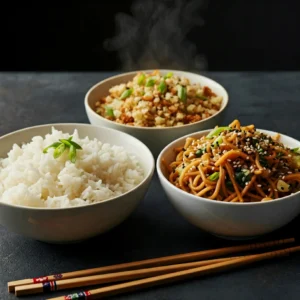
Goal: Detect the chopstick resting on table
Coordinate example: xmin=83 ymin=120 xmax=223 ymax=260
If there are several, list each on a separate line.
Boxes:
xmin=7 ymin=237 xmax=294 ymax=293
xmin=47 ymin=244 xmax=300 ymax=300
xmin=14 ymin=256 xmax=241 ymax=296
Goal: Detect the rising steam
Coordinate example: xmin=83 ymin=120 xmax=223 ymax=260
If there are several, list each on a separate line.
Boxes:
xmin=104 ymin=0 xmax=208 ymax=71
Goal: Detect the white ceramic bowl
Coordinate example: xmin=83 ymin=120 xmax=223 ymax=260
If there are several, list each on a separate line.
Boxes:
xmin=157 ymin=128 xmax=300 ymax=240
xmin=0 ymin=123 xmax=155 ymax=244
xmin=85 ymin=69 xmax=229 ymax=158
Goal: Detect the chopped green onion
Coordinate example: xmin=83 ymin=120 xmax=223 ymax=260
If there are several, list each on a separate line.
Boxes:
xmin=195 ymin=148 xmax=205 ymax=157
xmin=145 ymin=77 xmax=157 ymax=87
xmin=158 ymin=81 xmax=167 ymax=94
xmin=235 ymin=169 xmax=252 ymax=187
xmin=53 ymin=143 xmax=66 ymax=159
xmin=208 ymin=172 xmax=219 ymax=181
xmin=43 ymin=142 xmax=62 ymax=153
xmin=164 ymin=72 xmax=173 ymax=79
xmin=105 ymin=107 xmax=114 ymax=117
xmin=69 ymin=145 xmax=77 ymax=163
xmin=206 ymin=126 xmax=231 ymax=139
xmin=43 ymin=136 xmax=82 ymax=163
xmin=177 ymin=86 xmax=187 ymax=102
xmin=68 ymin=140 xmax=82 ymax=150
xmin=120 ymin=88 xmax=133 ymax=100
xmin=59 ymin=139 xmax=72 ymax=147
xmin=212 ymin=136 xmax=223 ymax=148
xmin=196 ymin=94 xmax=208 ymax=100
xmin=292 ymin=147 xmax=300 ymax=154
xmin=277 ymin=179 xmax=290 ymax=192
xmin=137 ymin=73 xmax=146 ymax=85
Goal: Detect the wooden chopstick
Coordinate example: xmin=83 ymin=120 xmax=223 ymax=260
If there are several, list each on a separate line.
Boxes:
xmin=47 ymin=245 xmax=300 ymax=300
xmin=7 ymin=237 xmax=294 ymax=293
xmin=14 ymin=256 xmax=242 ymax=296
xmin=15 ymin=256 xmax=244 ymax=297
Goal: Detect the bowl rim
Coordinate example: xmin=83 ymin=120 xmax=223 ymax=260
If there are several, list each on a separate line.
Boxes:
xmin=0 ymin=122 xmax=155 ymax=211
xmin=156 ymin=127 xmax=300 ymax=206
xmin=84 ymin=69 xmax=229 ymax=131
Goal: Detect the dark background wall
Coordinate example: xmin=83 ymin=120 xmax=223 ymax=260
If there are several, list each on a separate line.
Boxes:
xmin=0 ymin=0 xmax=299 ymax=72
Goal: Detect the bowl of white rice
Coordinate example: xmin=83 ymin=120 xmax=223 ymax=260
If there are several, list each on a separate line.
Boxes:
xmin=0 ymin=123 xmax=154 ymax=243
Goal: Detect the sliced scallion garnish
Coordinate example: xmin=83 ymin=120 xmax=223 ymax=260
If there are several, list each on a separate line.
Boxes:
xmin=164 ymin=72 xmax=173 ymax=79
xmin=53 ymin=143 xmax=66 ymax=159
xmin=137 ymin=73 xmax=146 ymax=85
xmin=158 ymin=81 xmax=167 ymax=94
xmin=177 ymin=85 xmax=187 ymax=102
xmin=43 ymin=136 xmax=82 ymax=163
xmin=206 ymin=126 xmax=231 ymax=139
xmin=42 ymin=142 xmax=62 ymax=153
xmin=120 ymin=88 xmax=133 ymax=100
xmin=208 ymin=172 xmax=219 ymax=181
xmin=105 ymin=107 xmax=114 ymax=117
xmin=145 ymin=77 xmax=157 ymax=87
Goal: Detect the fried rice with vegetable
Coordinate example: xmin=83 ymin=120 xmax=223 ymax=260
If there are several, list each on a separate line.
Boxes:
xmin=94 ymin=70 xmax=223 ymax=128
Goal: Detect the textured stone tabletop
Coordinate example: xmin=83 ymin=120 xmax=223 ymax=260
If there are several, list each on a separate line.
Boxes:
xmin=0 ymin=72 xmax=300 ymax=300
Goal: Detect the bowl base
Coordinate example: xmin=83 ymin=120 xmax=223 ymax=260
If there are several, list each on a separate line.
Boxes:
xmin=212 ymin=233 xmax=264 ymax=241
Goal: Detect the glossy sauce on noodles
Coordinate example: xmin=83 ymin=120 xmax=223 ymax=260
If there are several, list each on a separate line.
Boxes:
xmin=166 ymin=120 xmax=300 ymax=202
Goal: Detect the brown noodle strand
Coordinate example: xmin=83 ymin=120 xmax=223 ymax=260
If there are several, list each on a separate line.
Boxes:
xmin=225 ymin=162 xmax=244 ymax=202
xmin=165 ymin=119 xmax=300 ymax=202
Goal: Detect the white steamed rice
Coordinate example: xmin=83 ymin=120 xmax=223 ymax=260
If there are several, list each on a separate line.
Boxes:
xmin=0 ymin=128 xmax=145 ymax=208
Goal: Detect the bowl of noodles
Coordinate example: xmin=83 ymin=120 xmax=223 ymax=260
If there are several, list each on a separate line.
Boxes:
xmin=157 ymin=119 xmax=300 ymax=239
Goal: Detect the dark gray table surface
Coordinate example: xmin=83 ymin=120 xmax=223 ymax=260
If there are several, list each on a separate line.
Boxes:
xmin=0 ymin=72 xmax=300 ymax=300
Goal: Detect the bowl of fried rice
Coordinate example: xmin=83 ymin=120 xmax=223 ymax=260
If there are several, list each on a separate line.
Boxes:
xmin=85 ymin=70 xmax=229 ymax=158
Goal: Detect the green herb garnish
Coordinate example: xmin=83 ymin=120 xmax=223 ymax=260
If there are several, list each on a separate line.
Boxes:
xmin=120 ymin=88 xmax=133 ymax=100
xmin=208 ymin=172 xmax=220 ymax=181
xmin=43 ymin=136 xmax=82 ymax=163
xmin=158 ymin=81 xmax=167 ymax=94
xmin=206 ymin=127 xmax=231 ymax=139
xmin=43 ymin=142 xmax=62 ymax=153
xmin=177 ymin=86 xmax=187 ymax=102
xmin=68 ymin=145 xmax=76 ymax=163
xmin=235 ymin=169 xmax=252 ymax=187
xmin=137 ymin=73 xmax=146 ymax=85
xmin=212 ymin=136 xmax=223 ymax=148
xmin=195 ymin=148 xmax=205 ymax=157
xmin=145 ymin=77 xmax=157 ymax=87
xmin=53 ymin=143 xmax=66 ymax=159
xmin=292 ymin=147 xmax=300 ymax=154
xmin=105 ymin=107 xmax=114 ymax=117
xmin=164 ymin=72 xmax=173 ymax=79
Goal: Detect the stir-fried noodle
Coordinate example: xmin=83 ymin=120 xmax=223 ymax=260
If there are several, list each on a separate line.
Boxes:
xmin=166 ymin=120 xmax=300 ymax=202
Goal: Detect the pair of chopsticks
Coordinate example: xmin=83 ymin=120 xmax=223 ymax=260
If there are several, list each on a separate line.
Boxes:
xmin=7 ymin=237 xmax=298 ymax=299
